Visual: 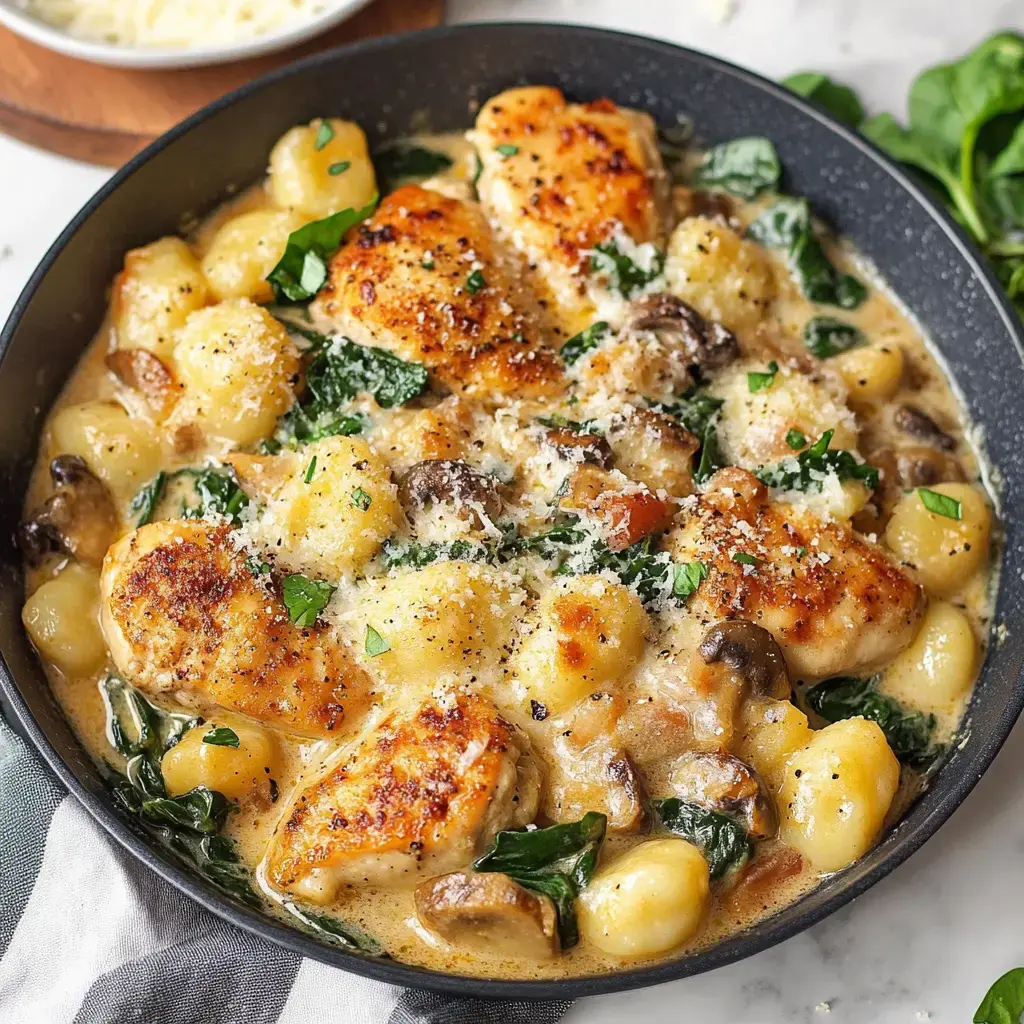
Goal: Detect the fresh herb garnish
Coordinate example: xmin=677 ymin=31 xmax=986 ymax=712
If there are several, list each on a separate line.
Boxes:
xmin=805 ymin=675 xmax=943 ymax=769
xmin=465 ymin=269 xmax=486 ymax=293
xmin=128 ymin=467 xmax=248 ymax=527
xmin=756 ymin=428 xmax=879 ymax=492
xmin=372 ymin=143 xmax=453 ymax=193
xmin=673 ymin=560 xmax=709 ymax=599
xmin=304 ymin=456 xmax=317 ymax=484
xmin=918 ymin=487 xmax=963 ymax=520
xmin=365 ymin=625 xmax=390 ymax=657
xmin=804 ymin=316 xmax=865 ymax=359
xmin=694 ymin=420 xmax=725 ymax=485
xmin=129 ymin=471 xmax=167 ymax=526
xmin=691 ymin=137 xmax=781 ymax=199
xmin=266 ymin=197 xmax=378 ymax=303
xmin=285 ymin=902 xmax=383 ymax=955
xmin=747 ymin=360 xmax=779 ymax=393
xmin=203 ymin=726 xmax=240 ymax=748
xmin=327 ymin=161 xmax=351 ymax=176
xmin=496 ymin=143 xmax=519 ymax=157
xmin=656 ymin=798 xmax=753 ymax=881
xmin=652 ymin=388 xmax=724 ymax=438
xmin=974 ymin=968 xmax=1024 ymax=1024
xmin=473 ymin=812 xmax=607 ymax=948
xmin=747 ymin=197 xmax=867 ymax=309
xmin=560 ymin=321 xmax=610 ymax=365
xmin=786 ymin=428 xmax=807 ymax=450
xmin=313 ymin=120 xmax=334 ymax=151
xmin=281 ymin=574 xmax=336 ymax=627
xmin=731 ymin=552 xmax=761 ymax=566
xmin=561 ymin=534 xmax=675 ymax=608
xmin=589 ymin=239 xmax=665 ymax=298
xmin=351 ymin=487 xmax=372 ymax=511
xmin=783 ymin=73 xmax=866 ymax=127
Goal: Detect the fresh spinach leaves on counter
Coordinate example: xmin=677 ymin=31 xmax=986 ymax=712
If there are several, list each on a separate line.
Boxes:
xmin=473 ymin=812 xmax=607 ymax=948
xmin=691 ymin=137 xmax=781 ymax=199
xmin=974 ymin=968 xmax=1024 ymax=1024
xmin=805 ymin=675 xmax=943 ymax=769
xmin=589 ymin=240 xmax=665 ymax=298
xmin=281 ymin=574 xmax=336 ymax=627
xmin=100 ymin=675 xmax=258 ymax=907
xmin=783 ymin=32 xmax=1024 ymax=319
xmin=755 ymin=428 xmax=879 ymax=492
xmin=266 ymin=196 xmax=378 ymax=303
xmin=560 ymin=321 xmax=610 ymax=365
xmin=747 ymin=197 xmax=867 ymax=309
xmin=372 ymin=143 xmax=453 ymax=194
xmin=656 ymin=798 xmax=753 ymax=882
xmin=803 ymin=316 xmax=865 ymax=359
xmin=782 ymin=72 xmax=866 ymax=128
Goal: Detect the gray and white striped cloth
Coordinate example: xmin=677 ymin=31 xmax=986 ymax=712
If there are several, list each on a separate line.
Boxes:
xmin=0 ymin=718 xmax=573 ymax=1024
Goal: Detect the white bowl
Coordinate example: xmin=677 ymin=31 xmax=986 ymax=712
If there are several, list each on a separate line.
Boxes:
xmin=0 ymin=0 xmax=372 ymax=69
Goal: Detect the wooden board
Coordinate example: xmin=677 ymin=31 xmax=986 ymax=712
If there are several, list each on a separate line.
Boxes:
xmin=0 ymin=0 xmax=444 ymax=167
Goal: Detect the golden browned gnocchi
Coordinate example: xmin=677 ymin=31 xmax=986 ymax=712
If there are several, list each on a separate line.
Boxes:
xmin=18 ymin=99 xmax=996 ymax=983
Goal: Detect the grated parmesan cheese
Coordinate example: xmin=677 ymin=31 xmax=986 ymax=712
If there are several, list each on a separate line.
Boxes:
xmin=20 ymin=0 xmax=329 ymax=49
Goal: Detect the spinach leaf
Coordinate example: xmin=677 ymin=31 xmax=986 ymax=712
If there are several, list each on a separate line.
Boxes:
xmin=307 ymin=337 xmax=429 ymax=410
xmin=974 ymin=968 xmax=1024 ymax=1024
xmin=473 ymin=812 xmax=607 ymax=947
xmin=100 ymin=675 xmax=196 ymax=760
xmin=651 ymin=388 xmax=724 ymax=438
xmin=203 ymin=726 xmax=240 ymax=748
xmin=560 ymin=321 xmax=610 ymax=365
xmin=129 ymin=472 xmax=167 ymax=526
xmin=266 ymin=197 xmax=378 ymax=302
xmin=783 ymin=72 xmax=865 ymax=127
xmin=285 ymin=903 xmax=384 ymax=955
xmin=372 ymin=143 xmax=453 ymax=193
xmin=560 ymin=534 xmax=674 ymax=607
xmin=747 ymin=197 xmax=866 ymax=308
xmin=805 ymin=675 xmax=943 ymax=769
xmin=691 ymin=137 xmax=780 ymax=199
xmin=694 ymin=419 xmax=725 ymax=485
xmin=656 ymin=798 xmax=753 ymax=881
xmin=756 ymin=428 xmax=879 ymax=491
xmin=673 ymin=560 xmax=709 ymax=600
xmin=179 ymin=467 xmax=249 ymax=524
xmin=380 ymin=537 xmax=492 ymax=570
xmin=282 ymin=574 xmax=336 ymax=627
xmin=140 ymin=787 xmax=231 ymax=835
xmin=803 ymin=316 xmax=865 ymax=358
xmin=589 ymin=240 xmax=665 ymax=297
xmin=989 ymin=119 xmax=1024 ymax=176
xmin=747 ymin=360 xmax=779 ymax=393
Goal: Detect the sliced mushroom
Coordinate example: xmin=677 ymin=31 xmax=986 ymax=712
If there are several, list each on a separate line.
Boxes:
xmin=398 ymin=459 xmax=503 ymax=527
xmin=699 ymin=620 xmax=791 ymax=701
xmin=415 ymin=871 xmax=560 ymax=958
xmin=625 ymin=293 xmax=739 ymax=378
xmin=669 ymin=749 xmax=777 ymax=839
xmin=19 ymin=455 xmax=118 ymax=567
xmin=543 ymin=427 xmax=613 ymax=469
xmin=106 ymin=349 xmax=178 ymax=419
xmin=894 ymin=445 xmax=966 ymax=489
xmin=894 ymin=405 xmax=956 ymax=451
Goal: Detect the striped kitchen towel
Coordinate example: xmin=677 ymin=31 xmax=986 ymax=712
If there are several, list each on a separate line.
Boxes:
xmin=0 ymin=718 xmax=573 ymax=1024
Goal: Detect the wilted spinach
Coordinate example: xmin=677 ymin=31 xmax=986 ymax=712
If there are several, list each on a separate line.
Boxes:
xmin=656 ymin=798 xmax=754 ymax=881
xmin=285 ymin=902 xmax=384 ymax=956
xmin=560 ymin=321 xmax=610 ymax=365
xmin=281 ymin=574 xmax=336 ymax=627
xmin=372 ymin=143 xmax=453 ymax=194
xmin=589 ymin=240 xmax=665 ymax=297
xmin=473 ymin=812 xmax=607 ymax=947
xmin=651 ymin=388 xmax=724 ymax=437
xmin=128 ymin=467 xmax=249 ymax=527
xmin=803 ymin=316 xmax=865 ymax=358
xmin=756 ymin=428 xmax=879 ymax=491
xmin=691 ymin=137 xmax=781 ymax=199
xmin=805 ymin=675 xmax=943 ymax=769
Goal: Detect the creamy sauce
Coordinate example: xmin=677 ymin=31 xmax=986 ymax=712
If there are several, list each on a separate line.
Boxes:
xmin=21 ymin=120 xmax=996 ymax=980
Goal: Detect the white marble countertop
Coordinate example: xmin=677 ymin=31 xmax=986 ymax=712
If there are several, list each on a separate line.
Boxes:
xmin=2 ymin=1 xmax=1023 ymax=1021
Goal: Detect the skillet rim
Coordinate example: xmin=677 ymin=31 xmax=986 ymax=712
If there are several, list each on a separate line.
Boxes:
xmin=1 ymin=20 xmax=1022 ymax=1000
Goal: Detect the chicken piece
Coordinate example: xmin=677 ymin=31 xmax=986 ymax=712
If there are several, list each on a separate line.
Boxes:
xmin=100 ymin=520 xmax=373 ymax=738
xmin=318 ymin=185 xmax=562 ymax=400
xmin=471 ymin=86 xmax=669 ymax=333
xmin=265 ymin=694 xmax=540 ymax=903
xmin=665 ymin=468 xmax=923 ymax=678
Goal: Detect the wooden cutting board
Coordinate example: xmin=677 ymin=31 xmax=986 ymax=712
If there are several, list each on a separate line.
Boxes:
xmin=0 ymin=0 xmax=444 ymax=167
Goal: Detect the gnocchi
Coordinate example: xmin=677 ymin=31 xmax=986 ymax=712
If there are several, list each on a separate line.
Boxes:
xmin=201 ymin=209 xmax=303 ymax=303
xmin=22 ymin=563 xmax=106 ymax=676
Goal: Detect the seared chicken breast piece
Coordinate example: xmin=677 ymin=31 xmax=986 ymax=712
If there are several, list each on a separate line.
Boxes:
xmin=317 ymin=184 xmax=563 ymax=400
xmin=265 ymin=693 xmax=539 ymax=903
xmin=100 ymin=520 xmax=373 ymax=738
xmin=666 ymin=468 xmax=924 ymax=678
xmin=471 ymin=86 xmax=669 ymax=333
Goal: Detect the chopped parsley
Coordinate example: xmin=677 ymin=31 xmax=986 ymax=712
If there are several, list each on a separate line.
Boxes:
xmin=560 ymin=321 xmax=610 ymax=365
xmin=786 ymin=428 xmax=807 ymax=450
xmin=372 ymin=143 xmax=453 ymax=193
xmin=352 ymin=487 xmax=372 ymax=511
xmin=327 ymin=161 xmax=351 ymax=176
xmin=673 ymin=560 xmax=709 ymax=599
xmin=281 ymin=575 xmax=336 ymax=627
xmin=313 ymin=120 xmax=334 ymax=151
xmin=496 ymin=143 xmax=519 ymax=157
xmin=731 ymin=552 xmax=761 ymax=566
xmin=918 ymin=487 xmax=962 ymax=520
xmin=803 ymin=316 xmax=864 ymax=359
xmin=304 ymin=456 xmax=317 ymax=484
xmin=421 ymin=258 xmax=435 ymax=270
xmin=466 ymin=269 xmax=486 ymax=293
xmin=365 ymin=625 xmax=391 ymax=657
xmin=756 ymin=428 xmax=879 ymax=492
xmin=589 ymin=239 xmax=665 ymax=298
xmin=747 ymin=360 xmax=779 ymax=393
xmin=203 ymin=726 xmax=240 ymax=748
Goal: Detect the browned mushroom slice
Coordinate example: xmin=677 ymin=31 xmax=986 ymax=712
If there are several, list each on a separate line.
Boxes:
xmin=624 ymin=293 xmax=739 ymax=380
xmin=415 ymin=871 xmax=560 ymax=959
xmin=894 ymin=445 xmax=966 ymax=489
xmin=669 ymin=750 xmax=777 ymax=839
xmin=19 ymin=455 xmax=118 ymax=567
xmin=893 ymin=405 xmax=956 ymax=451
xmin=698 ymin=620 xmax=792 ymax=701
xmin=397 ymin=459 xmax=503 ymax=528
xmin=542 ymin=427 xmax=614 ymax=469
xmin=106 ymin=349 xmax=178 ymax=419
xmin=673 ymin=186 xmax=737 ymax=225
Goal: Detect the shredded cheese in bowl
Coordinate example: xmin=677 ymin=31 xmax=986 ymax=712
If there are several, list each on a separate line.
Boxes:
xmin=18 ymin=0 xmax=330 ymax=48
